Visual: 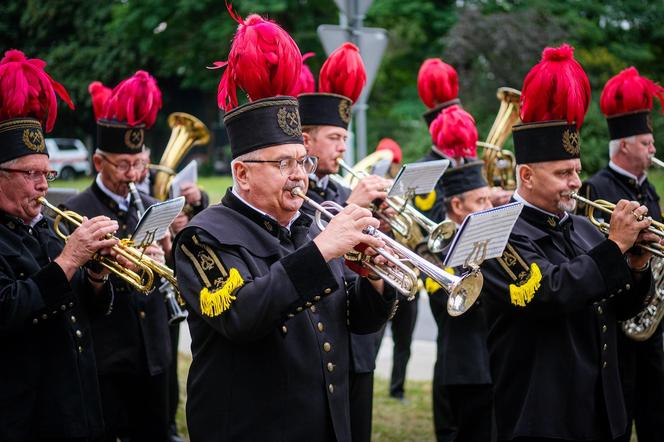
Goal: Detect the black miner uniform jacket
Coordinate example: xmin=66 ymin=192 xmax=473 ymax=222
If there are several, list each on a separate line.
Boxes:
xmin=480 ymin=203 xmax=653 ymax=440
xmin=0 ymin=211 xmax=112 ymax=441
xmin=173 ymin=189 xmax=396 ymax=442
xmin=304 ymin=176 xmax=384 ymax=374
xmin=64 ymin=180 xmax=172 ymax=376
xmin=428 ymin=266 xmax=491 ymax=386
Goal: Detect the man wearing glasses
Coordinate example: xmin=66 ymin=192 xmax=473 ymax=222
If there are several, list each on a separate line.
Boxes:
xmin=0 ymin=50 xmax=120 ymax=441
xmin=64 ymin=71 xmax=173 ymax=441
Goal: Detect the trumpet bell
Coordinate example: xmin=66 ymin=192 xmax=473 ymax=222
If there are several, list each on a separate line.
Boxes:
xmin=447 ymin=269 xmax=484 ymax=317
xmin=427 ymin=219 xmax=457 ymax=253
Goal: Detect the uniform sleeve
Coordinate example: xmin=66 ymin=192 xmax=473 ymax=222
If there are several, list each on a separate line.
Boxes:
xmin=0 ymin=259 xmax=73 ymax=332
xmin=175 ymin=228 xmax=340 ymax=342
xmin=347 ymin=276 xmax=397 ymax=335
xmin=480 ymin=233 xmax=649 ymax=318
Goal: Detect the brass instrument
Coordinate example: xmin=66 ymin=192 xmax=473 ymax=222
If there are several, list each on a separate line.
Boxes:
xmin=570 ymin=192 xmax=664 ymax=258
xmin=477 ymin=87 xmax=521 ymax=190
xmin=337 ymin=158 xmax=456 ymax=253
xmin=652 ymin=157 xmax=664 ymax=168
xmin=622 ymin=257 xmax=664 ymax=340
xmin=292 ymin=187 xmax=484 ymax=315
xmin=152 ymin=112 xmax=210 ymax=201
xmin=128 ymin=182 xmax=187 ymax=325
xmin=39 ymin=197 xmax=155 ymax=293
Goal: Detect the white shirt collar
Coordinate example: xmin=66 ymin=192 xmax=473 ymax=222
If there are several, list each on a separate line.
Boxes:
xmin=29 ymin=212 xmax=44 ymax=228
xmin=96 ymin=174 xmax=131 ymax=211
xmin=513 ymin=190 xmax=569 ymax=222
xmin=609 ymin=160 xmax=647 ymax=186
xmin=231 ymin=188 xmax=301 ymax=231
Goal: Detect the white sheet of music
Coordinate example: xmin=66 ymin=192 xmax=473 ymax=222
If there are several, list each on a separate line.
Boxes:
xmin=443 ymin=202 xmax=523 ymax=268
xmin=388 ymin=159 xmax=449 ymax=197
xmin=170 ymin=160 xmax=198 ymax=198
xmin=132 ymin=196 xmax=185 ymax=246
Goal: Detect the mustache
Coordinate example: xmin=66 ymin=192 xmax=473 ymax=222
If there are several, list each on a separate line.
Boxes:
xmin=283 ymin=180 xmax=305 ymax=192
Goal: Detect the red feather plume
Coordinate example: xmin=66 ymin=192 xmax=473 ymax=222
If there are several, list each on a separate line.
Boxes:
xmin=88 ymin=81 xmax=112 ymax=121
xmin=291 ymin=52 xmax=316 ymax=96
xmin=417 ymin=58 xmax=459 ymax=109
xmin=0 ymin=49 xmax=74 ymax=132
xmin=375 ymin=137 xmax=402 ymax=164
xmin=520 ymin=44 xmax=591 ymax=128
xmin=600 ymin=67 xmax=664 ymax=116
xmin=319 ymin=43 xmax=366 ymax=103
xmin=429 ymin=105 xmax=478 ymax=160
xmin=213 ymin=6 xmax=302 ymax=111
xmin=103 ymin=70 xmax=162 ymax=128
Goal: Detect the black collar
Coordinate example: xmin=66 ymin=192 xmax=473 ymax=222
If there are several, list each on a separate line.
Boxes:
xmin=605 ymin=165 xmax=647 ymax=191
xmin=91 ymin=180 xmax=128 ymax=216
xmin=516 ymin=199 xmax=573 ymax=233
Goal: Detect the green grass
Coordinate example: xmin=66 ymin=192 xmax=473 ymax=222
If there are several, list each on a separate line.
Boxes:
xmin=49 ymin=175 xmax=233 ymax=204
xmin=174 ymin=353 xmax=434 ymax=441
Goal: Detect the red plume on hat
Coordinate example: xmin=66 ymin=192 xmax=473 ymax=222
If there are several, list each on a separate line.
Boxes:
xmin=429 ymin=105 xmax=478 ymax=160
xmin=600 ymin=67 xmax=664 ymax=116
xmin=212 ymin=6 xmax=302 ymax=111
xmin=88 ymin=81 xmax=112 ymax=121
xmin=291 ymin=52 xmax=316 ymax=96
xmin=376 ymin=137 xmax=402 ymax=164
xmin=0 ymin=49 xmax=74 ymax=132
xmin=319 ymin=43 xmax=366 ymax=103
xmin=103 ymin=70 xmax=162 ymax=128
xmin=417 ymin=58 xmax=459 ymax=109
xmin=520 ymin=44 xmax=591 ymax=128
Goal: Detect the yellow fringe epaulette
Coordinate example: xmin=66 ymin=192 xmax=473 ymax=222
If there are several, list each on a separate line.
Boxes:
xmin=509 ymin=262 xmax=542 ymax=307
xmin=200 ymin=268 xmax=244 ymax=317
xmin=425 ymin=277 xmax=442 ymax=295
xmin=414 ymin=190 xmax=436 ymax=211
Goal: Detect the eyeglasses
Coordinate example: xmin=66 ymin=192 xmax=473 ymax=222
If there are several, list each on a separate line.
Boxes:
xmin=243 ymin=155 xmax=318 ymax=176
xmin=99 ymin=153 xmax=148 ymax=173
xmin=0 ymin=168 xmax=58 ymax=182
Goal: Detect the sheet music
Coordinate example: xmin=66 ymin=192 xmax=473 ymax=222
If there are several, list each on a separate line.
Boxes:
xmin=443 ymin=202 xmax=523 ymax=268
xmin=388 ymin=160 xmax=449 ymax=197
xmin=170 ymin=160 xmax=198 ymax=198
xmin=132 ymin=196 xmax=185 ymax=246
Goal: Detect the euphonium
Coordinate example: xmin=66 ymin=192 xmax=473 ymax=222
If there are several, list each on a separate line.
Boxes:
xmin=152 ymin=112 xmax=210 ymax=201
xmin=39 ymin=197 xmax=156 ymax=293
xmin=622 ymin=256 xmax=664 ymax=340
xmin=570 ymin=192 xmax=664 ymax=258
xmin=337 ymin=158 xmax=456 ymax=253
xmin=477 ymin=87 xmax=521 ymax=190
xmin=292 ymin=187 xmax=484 ymax=315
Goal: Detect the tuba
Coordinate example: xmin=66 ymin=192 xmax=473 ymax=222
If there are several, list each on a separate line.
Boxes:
xmin=152 ymin=112 xmax=210 ymax=201
xmin=477 ymin=87 xmax=521 ymax=190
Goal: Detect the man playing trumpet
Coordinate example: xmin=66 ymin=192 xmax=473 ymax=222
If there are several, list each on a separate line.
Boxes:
xmin=65 ymin=71 xmax=173 ymax=440
xmin=173 ymin=12 xmax=396 ymax=442
xmin=480 ymin=44 xmax=657 ymax=441
xmin=581 ymin=67 xmax=664 ymax=442
xmin=0 ymin=50 xmax=119 ymax=441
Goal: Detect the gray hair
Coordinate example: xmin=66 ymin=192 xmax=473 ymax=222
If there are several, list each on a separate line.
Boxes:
xmin=609 ymin=136 xmax=635 ymax=158
xmin=231 ymin=150 xmax=263 ymax=192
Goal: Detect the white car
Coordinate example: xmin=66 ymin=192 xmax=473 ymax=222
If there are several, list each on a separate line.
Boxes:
xmin=45 ymin=138 xmax=91 ymax=180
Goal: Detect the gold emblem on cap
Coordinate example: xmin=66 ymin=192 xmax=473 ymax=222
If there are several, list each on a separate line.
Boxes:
xmin=562 ymin=128 xmax=580 ymax=156
xmin=338 ymin=99 xmax=351 ymax=124
xmin=22 ymin=128 xmax=45 ymax=152
xmin=277 ymin=107 xmax=302 ymax=137
xmin=124 ymin=128 xmax=144 ymax=150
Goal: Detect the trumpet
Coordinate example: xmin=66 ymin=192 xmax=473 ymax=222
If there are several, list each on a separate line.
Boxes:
xmin=652 ymin=157 xmax=664 ymax=169
xmin=337 ymin=158 xmax=456 ymax=253
xmin=570 ymin=192 xmax=664 ymax=258
xmin=292 ymin=187 xmax=483 ymax=316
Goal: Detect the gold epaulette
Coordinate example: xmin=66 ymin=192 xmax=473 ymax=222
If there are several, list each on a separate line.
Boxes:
xmin=414 ymin=190 xmax=436 ymax=212
xmin=497 ymin=244 xmax=542 ymax=307
xmin=180 ymin=234 xmax=244 ymax=317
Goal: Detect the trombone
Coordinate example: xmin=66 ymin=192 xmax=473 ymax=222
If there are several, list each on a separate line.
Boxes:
xmin=292 ymin=187 xmax=484 ymax=316
xmin=39 ymin=197 xmax=173 ymax=294
xmin=570 ymin=192 xmax=664 ymax=258
xmin=337 ymin=158 xmax=456 ymax=253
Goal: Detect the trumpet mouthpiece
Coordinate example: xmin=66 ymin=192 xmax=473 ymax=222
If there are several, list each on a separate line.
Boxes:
xmin=291 ymin=187 xmax=303 ymax=197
